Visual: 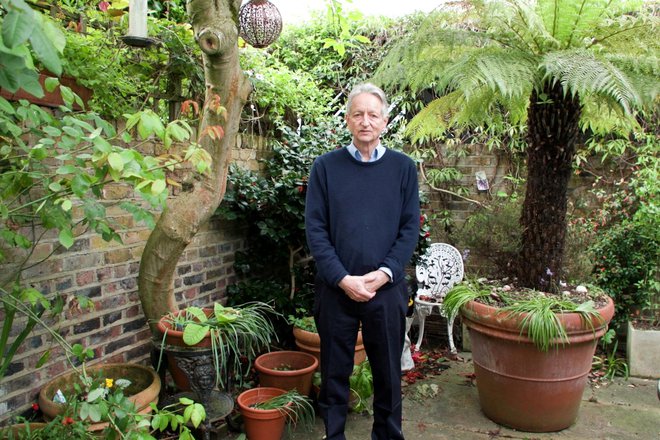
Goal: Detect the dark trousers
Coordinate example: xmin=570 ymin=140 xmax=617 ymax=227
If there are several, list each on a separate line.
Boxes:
xmin=314 ymin=281 xmax=407 ymax=440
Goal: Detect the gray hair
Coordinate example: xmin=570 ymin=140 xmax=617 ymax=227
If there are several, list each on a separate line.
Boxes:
xmin=346 ymin=83 xmax=389 ymax=118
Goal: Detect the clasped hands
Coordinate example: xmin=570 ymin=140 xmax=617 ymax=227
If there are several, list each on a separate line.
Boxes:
xmin=338 ymin=270 xmax=389 ymax=302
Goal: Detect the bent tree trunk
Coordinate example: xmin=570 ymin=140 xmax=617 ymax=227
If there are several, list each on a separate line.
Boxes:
xmin=138 ymin=0 xmax=251 ymax=333
xmin=518 ymin=82 xmax=581 ymax=291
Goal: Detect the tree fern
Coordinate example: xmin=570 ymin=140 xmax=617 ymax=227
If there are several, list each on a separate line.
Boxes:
xmin=542 ymin=49 xmax=641 ymax=113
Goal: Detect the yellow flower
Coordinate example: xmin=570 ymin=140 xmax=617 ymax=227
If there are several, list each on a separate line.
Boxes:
xmin=105 ymin=378 xmax=113 ymax=388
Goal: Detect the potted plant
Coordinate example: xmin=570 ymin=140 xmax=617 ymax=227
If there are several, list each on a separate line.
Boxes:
xmin=254 ymin=351 xmax=318 ymax=396
xmin=236 ymin=387 xmax=314 ymax=440
xmin=37 ymin=362 xmax=161 ymax=433
xmin=289 ymin=314 xmax=366 ymax=368
xmin=443 ymin=279 xmax=614 ymax=432
xmin=156 ymin=301 xmax=277 ymax=390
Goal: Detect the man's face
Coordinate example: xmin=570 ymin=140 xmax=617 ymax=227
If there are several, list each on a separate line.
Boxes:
xmin=346 ymin=93 xmax=388 ymax=149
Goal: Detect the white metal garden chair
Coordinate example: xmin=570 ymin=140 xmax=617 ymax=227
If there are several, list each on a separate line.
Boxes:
xmin=411 ymin=243 xmax=464 ymax=354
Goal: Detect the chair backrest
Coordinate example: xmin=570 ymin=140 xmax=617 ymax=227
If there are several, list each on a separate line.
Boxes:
xmin=415 ymin=243 xmax=464 ymax=300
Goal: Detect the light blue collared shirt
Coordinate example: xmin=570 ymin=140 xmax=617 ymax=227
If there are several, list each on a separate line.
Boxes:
xmin=345 ymin=143 xmax=392 ymax=282
xmin=347 ymin=143 xmax=386 ymax=162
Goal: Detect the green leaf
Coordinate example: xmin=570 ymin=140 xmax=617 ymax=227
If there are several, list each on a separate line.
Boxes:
xmin=56 ymin=165 xmax=77 ymax=174
xmin=44 ymin=76 xmax=59 ymax=93
xmin=35 ymin=350 xmax=51 ymax=368
xmin=87 ymin=388 xmax=106 ymax=403
xmin=0 ymin=96 xmax=15 ymax=114
xmin=150 ymin=179 xmax=166 ymax=196
xmin=108 ymin=152 xmax=124 ymax=171
xmin=182 ymin=323 xmax=208 ymax=346
xmin=58 ymin=228 xmax=74 ymax=249
xmin=87 ymin=404 xmax=103 ymax=422
xmin=179 ymin=397 xmax=194 ymax=405
xmin=42 ymin=18 xmax=66 ymax=54
xmin=27 ymin=16 xmax=62 ymax=76
xmin=60 ymin=199 xmax=72 ymax=212
xmin=2 ymin=9 xmax=34 ymax=49
xmin=189 ymin=403 xmax=205 ymax=428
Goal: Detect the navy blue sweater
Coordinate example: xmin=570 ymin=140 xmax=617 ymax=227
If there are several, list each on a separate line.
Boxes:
xmin=305 ymin=147 xmax=420 ymax=288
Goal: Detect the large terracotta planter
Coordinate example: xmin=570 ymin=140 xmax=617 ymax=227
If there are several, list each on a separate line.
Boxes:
xmin=237 ymin=387 xmax=289 ymax=440
xmin=38 ymin=363 xmax=161 ymax=432
xmin=461 ymin=296 xmax=614 ymax=432
xmin=293 ymin=327 xmax=366 ymax=368
xmin=255 ymin=351 xmax=318 ymax=396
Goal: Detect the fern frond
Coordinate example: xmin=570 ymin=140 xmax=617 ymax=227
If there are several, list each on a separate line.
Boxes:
xmin=542 ymin=49 xmax=641 ymax=114
xmin=440 ymin=49 xmax=536 ymax=99
xmin=405 ymin=92 xmax=464 ymax=143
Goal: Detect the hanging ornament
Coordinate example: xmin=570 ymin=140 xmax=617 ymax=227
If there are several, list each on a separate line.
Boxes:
xmin=239 ymin=0 xmax=283 ymax=48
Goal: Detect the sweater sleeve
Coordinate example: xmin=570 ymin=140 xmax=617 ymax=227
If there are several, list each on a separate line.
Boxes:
xmin=305 ymin=158 xmax=349 ymax=287
xmin=380 ymin=159 xmax=420 ymax=284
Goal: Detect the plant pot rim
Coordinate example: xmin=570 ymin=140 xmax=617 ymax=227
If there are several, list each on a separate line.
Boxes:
xmin=236 ymin=387 xmax=290 ymax=413
xmin=255 ymin=351 xmax=319 ymax=377
xmin=157 ymin=308 xmax=213 ymax=347
xmin=461 ymin=296 xmax=614 ymax=342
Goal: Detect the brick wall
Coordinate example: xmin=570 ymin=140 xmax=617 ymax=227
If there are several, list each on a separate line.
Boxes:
xmin=422 ymin=142 xmax=513 ymax=234
xmin=0 ymin=135 xmax=272 ymax=423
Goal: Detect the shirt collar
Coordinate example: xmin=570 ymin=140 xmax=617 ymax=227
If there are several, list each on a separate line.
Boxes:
xmin=347 ymin=143 xmax=386 ymax=162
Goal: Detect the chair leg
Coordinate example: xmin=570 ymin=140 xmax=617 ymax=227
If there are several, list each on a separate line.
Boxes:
xmin=401 ymin=317 xmax=415 ymax=371
xmin=447 ymin=314 xmax=457 ymax=354
xmin=414 ymin=305 xmax=432 ymax=352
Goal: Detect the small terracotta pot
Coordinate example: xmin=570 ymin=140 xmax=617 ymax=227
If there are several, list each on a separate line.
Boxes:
xmin=237 ymin=387 xmax=289 ymax=440
xmin=293 ymin=327 xmax=366 ymax=368
xmin=255 ymin=351 xmax=318 ymax=396
xmin=38 ymin=363 xmax=160 ymax=432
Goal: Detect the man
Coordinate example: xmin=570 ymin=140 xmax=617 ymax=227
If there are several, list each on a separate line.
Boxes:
xmin=305 ymin=83 xmax=420 ymax=440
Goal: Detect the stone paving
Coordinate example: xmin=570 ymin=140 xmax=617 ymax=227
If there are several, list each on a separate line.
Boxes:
xmin=288 ymin=352 xmax=660 ymax=440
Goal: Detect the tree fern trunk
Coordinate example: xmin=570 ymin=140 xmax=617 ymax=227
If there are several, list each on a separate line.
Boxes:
xmin=138 ymin=0 xmax=251 ymax=333
xmin=518 ymin=82 xmax=581 ymax=291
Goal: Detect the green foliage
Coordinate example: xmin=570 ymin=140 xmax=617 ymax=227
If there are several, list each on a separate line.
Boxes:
xmin=251 ymin=389 xmax=315 ymax=432
xmin=590 ymin=220 xmax=659 ymax=329
xmin=287 ymin=313 xmax=317 ymax=333
xmin=0 ymin=0 xmax=211 ymax=386
xmin=592 ymin=329 xmax=629 ymax=381
xmin=348 ymin=359 xmax=373 ymax=414
xmin=376 ymin=0 xmax=657 ymax=143
xmin=6 ymin=376 xmax=205 ymax=440
xmin=158 ymin=302 xmax=278 ymax=389
xmin=241 ymin=48 xmax=332 ymax=133
xmin=0 ymin=0 xmax=66 ymax=95
xmin=60 ymin=15 xmax=203 ymax=119
xmin=444 ymin=279 xmax=607 ymax=351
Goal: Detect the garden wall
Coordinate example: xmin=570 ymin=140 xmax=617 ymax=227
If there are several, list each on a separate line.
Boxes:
xmin=0 ymin=133 xmax=269 ymax=422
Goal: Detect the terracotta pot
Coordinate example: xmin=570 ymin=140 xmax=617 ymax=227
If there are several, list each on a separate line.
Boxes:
xmin=461 ymin=296 xmax=615 ymax=432
xmin=237 ymin=387 xmax=289 ymax=440
xmin=255 ymin=351 xmax=318 ymax=396
xmin=293 ymin=327 xmax=366 ymax=368
xmin=38 ymin=363 xmax=161 ymax=432
xmin=0 ymin=72 xmax=92 ymax=110
xmin=156 ymin=308 xmax=214 ymax=390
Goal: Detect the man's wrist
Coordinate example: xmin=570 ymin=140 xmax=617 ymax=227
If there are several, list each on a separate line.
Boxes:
xmin=378 ymin=267 xmax=393 ymax=282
